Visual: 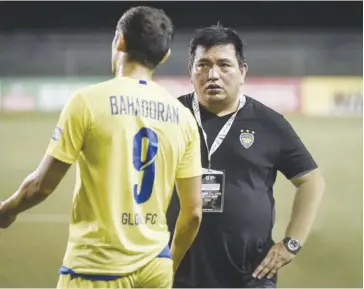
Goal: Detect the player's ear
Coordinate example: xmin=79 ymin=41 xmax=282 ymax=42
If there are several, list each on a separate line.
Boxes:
xmin=159 ymin=49 xmax=171 ymax=65
xmin=240 ymin=62 xmax=248 ymax=84
xmin=116 ymin=31 xmax=126 ymax=52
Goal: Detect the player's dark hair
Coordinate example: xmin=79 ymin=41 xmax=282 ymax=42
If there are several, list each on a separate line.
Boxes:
xmin=188 ymin=24 xmax=246 ymax=70
xmin=118 ymin=6 xmax=174 ymax=69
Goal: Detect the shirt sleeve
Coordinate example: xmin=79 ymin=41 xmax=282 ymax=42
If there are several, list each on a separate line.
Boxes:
xmin=176 ymin=113 xmax=202 ymax=179
xmin=46 ymin=92 xmax=90 ymax=164
xmin=276 ymin=117 xmax=318 ymax=180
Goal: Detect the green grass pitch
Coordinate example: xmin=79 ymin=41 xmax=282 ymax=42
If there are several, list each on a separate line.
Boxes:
xmin=0 ymin=112 xmax=362 ymax=288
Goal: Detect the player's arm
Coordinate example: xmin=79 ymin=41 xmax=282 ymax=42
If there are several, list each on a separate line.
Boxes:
xmin=277 ymin=119 xmax=325 ymax=246
xmin=0 ymin=92 xmax=89 ymax=229
xmin=0 ymin=156 xmax=71 ymax=228
xmin=171 ymin=117 xmax=203 ymax=273
xmin=286 ymin=168 xmax=325 ymax=245
xmin=253 ymin=118 xmax=325 ymax=279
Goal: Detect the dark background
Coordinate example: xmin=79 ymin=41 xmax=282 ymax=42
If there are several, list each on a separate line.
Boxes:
xmin=0 ymin=1 xmax=362 ymax=31
xmin=0 ymin=1 xmax=362 ymax=76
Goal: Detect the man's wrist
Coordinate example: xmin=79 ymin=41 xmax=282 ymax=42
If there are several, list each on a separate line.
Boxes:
xmin=282 ymin=237 xmax=302 ymax=254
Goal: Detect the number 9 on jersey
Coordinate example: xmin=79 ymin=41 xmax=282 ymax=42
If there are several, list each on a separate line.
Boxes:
xmin=133 ymin=127 xmax=159 ymax=204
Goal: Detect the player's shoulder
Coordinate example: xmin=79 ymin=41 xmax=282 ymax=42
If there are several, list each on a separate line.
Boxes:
xmin=175 ymin=92 xmax=196 ymax=122
xmin=74 ymin=78 xmax=117 ymax=97
xmin=151 ymin=83 xmax=188 ymax=106
xmin=244 ymin=95 xmax=291 ymax=131
xmin=177 ymin=92 xmax=194 ymax=110
xmin=173 ymin=93 xmax=199 ymax=135
xmin=69 ymin=78 xmax=126 ymax=112
xmin=176 ymin=92 xmax=196 ymax=115
xmin=154 ymin=87 xmax=195 ymax=119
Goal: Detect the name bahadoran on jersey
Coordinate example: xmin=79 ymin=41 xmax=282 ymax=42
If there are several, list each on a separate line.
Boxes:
xmin=109 ymin=95 xmax=180 ymax=124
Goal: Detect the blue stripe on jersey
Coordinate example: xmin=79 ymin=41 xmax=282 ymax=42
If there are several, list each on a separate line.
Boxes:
xmin=139 ymin=80 xmax=147 ymax=85
xmin=59 ymin=266 xmax=120 ymax=281
xmin=59 ymin=245 xmax=171 ymax=280
xmin=157 ymin=244 xmax=172 ymax=258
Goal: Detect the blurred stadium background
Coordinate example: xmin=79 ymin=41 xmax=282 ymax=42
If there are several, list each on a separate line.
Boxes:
xmin=0 ymin=1 xmax=362 ymax=288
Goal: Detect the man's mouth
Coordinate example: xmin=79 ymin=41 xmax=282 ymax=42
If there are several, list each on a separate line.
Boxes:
xmin=206 ymin=84 xmax=222 ymax=90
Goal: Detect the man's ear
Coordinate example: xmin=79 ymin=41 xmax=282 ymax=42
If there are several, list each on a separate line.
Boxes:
xmin=160 ymin=49 xmax=171 ymax=65
xmin=241 ymin=62 xmax=248 ymax=84
xmin=116 ymin=31 xmax=126 ymax=52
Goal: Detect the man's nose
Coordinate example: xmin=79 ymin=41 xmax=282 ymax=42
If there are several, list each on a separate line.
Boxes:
xmin=208 ymin=66 xmax=220 ymax=81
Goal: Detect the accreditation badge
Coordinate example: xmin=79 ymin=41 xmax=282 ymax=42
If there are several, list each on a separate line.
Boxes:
xmin=201 ymin=168 xmax=225 ymax=213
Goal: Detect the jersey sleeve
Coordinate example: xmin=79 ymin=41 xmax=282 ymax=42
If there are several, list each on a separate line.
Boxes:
xmin=276 ymin=117 xmax=318 ymax=180
xmin=176 ymin=114 xmax=202 ymax=179
xmin=46 ymin=92 xmax=90 ymax=164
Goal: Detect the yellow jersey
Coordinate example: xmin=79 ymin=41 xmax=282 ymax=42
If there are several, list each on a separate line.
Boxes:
xmin=47 ymin=77 xmax=202 ymax=276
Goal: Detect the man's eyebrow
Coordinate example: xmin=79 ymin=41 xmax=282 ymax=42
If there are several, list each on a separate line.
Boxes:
xmin=217 ymin=58 xmax=233 ymax=62
xmin=197 ymin=58 xmax=233 ymax=62
xmin=196 ymin=58 xmax=210 ymax=62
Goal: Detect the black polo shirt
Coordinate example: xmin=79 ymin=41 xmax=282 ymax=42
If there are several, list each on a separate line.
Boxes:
xmin=167 ymin=93 xmax=318 ymax=288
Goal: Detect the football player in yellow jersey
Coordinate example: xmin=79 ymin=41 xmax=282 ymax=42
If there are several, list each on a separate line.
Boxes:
xmin=0 ymin=6 xmax=203 ymax=289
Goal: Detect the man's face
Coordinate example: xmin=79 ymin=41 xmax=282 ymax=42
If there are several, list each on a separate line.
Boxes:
xmin=190 ymin=44 xmax=246 ymax=106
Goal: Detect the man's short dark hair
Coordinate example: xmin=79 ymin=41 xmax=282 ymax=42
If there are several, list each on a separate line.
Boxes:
xmin=188 ymin=24 xmax=246 ymax=70
xmin=118 ymin=6 xmax=174 ymax=69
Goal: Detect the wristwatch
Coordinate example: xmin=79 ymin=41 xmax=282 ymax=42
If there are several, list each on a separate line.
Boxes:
xmin=283 ymin=237 xmax=302 ymax=254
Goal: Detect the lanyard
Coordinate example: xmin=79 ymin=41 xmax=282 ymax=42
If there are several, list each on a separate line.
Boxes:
xmin=192 ymin=93 xmax=246 ymax=169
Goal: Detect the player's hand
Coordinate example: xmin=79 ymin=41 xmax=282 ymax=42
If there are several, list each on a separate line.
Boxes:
xmin=0 ymin=201 xmax=17 ymax=229
xmin=252 ymin=242 xmax=295 ymax=280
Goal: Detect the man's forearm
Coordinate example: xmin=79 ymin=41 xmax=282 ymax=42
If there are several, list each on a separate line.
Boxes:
xmin=286 ymin=170 xmax=325 ymax=245
xmin=170 ymin=211 xmax=202 ymax=273
xmin=2 ymin=172 xmax=49 ymax=215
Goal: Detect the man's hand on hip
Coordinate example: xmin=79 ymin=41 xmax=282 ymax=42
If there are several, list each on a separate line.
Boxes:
xmin=252 ymin=242 xmax=295 ymax=280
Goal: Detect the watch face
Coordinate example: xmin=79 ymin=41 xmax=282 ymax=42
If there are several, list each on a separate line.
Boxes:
xmin=287 ymin=239 xmax=300 ymax=251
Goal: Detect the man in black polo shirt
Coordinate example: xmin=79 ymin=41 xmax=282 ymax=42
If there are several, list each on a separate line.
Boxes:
xmin=167 ymin=25 xmax=325 ymax=288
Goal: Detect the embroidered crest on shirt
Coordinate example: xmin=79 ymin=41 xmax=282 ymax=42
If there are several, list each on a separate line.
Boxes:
xmin=52 ymin=127 xmax=63 ymax=141
xmin=239 ymin=129 xmax=255 ymax=149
